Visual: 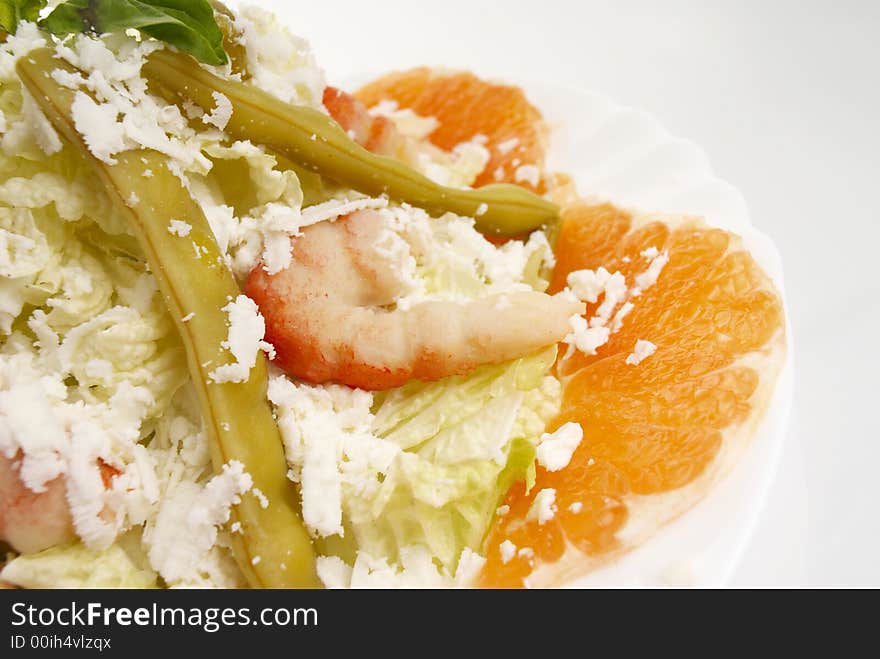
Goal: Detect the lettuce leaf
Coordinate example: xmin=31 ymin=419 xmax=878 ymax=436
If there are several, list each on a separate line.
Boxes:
xmin=0 ymin=0 xmax=46 ymax=35
xmin=341 ymin=347 xmax=559 ymax=570
xmin=41 ymin=0 xmax=227 ymax=65
xmin=1 ymin=542 xmax=159 ymax=588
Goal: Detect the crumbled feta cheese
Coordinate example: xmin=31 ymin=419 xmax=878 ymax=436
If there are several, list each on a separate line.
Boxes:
xmin=526 ymin=488 xmax=557 ymax=525
xmin=369 ymin=100 xmax=439 ymax=141
xmin=19 ymin=89 xmax=62 ymax=155
xmin=564 ymin=315 xmax=610 ymax=356
xmin=208 ymin=295 xmax=274 ymax=384
xmin=299 ymin=196 xmax=389 ymax=228
xmin=202 ymin=92 xmax=233 ymax=130
xmin=267 ymin=376 xmax=381 ymax=538
xmin=496 ymin=504 xmax=510 ymax=516
xmin=70 ymin=91 xmax=126 ymax=164
xmin=633 ymin=248 xmax=669 ymax=294
xmin=514 ymin=164 xmax=540 ymax=187
xmin=611 ymin=301 xmax=634 ymax=332
xmin=235 ymin=5 xmax=327 ymax=108
xmin=252 ymin=487 xmax=269 ymax=509
xmin=568 ymin=502 xmax=583 ymax=513
xmin=453 ymin=549 xmax=486 ymax=587
xmin=594 ymin=271 xmax=628 ymax=322
xmin=316 ymin=555 xmax=353 ymax=589
xmin=517 ymin=547 xmax=535 ymax=559
xmin=499 ymin=540 xmax=517 ymax=564
xmin=168 ymin=219 xmax=192 ymax=237
xmin=567 ymin=267 xmax=612 ymax=304
xmin=143 ymin=460 xmax=253 ymax=584
xmin=625 ymin=339 xmax=657 ymax=365
xmin=496 ymin=137 xmax=520 ymax=155
xmin=536 ymin=422 xmax=583 ymax=471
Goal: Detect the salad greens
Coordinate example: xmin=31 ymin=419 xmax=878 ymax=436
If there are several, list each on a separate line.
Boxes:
xmin=17 ymin=47 xmax=320 ymax=588
xmin=1 ymin=543 xmax=159 ymax=588
xmin=0 ymin=1 xmax=565 ymax=588
xmin=346 ymin=348 xmax=557 ymax=570
xmin=0 ymin=0 xmax=45 ymax=34
xmin=0 ymin=0 xmax=227 ymax=64
xmin=42 ymin=0 xmax=227 ymax=64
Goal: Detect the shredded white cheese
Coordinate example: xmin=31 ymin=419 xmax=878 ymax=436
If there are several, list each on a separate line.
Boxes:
xmin=167 ymin=219 xmax=192 ymax=237
xmin=143 ymin=460 xmax=253 ymax=584
xmin=496 ymin=137 xmax=520 ymax=155
xmin=567 ymin=267 xmax=611 ymax=304
xmin=625 ymin=339 xmax=657 ymax=365
xmin=633 ymin=247 xmax=669 ymax=294
xmin=70 ymin=91 xmax=126 ymax=165
xmin=526 ymin=488 xmax=557 ymax=525
xmin=299 ymin=196 xmax=389 ymax=227
xmin=208 ymin=295 xmax=274 ymax=384
xmin=202 ymin=92 xmax=233 ymax=130
xmin=499 ymin=540 xmax=517 ymax=564
xmin=536 ymin=422 xmax=583 ymax=472
xmin=514 ymin=164 xmax=540 ymax=187
xmin=563 ymin=315 xmax=610 ymax=356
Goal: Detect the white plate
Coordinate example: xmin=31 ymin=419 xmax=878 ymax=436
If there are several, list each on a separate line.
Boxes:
xmin=338 ymin=73 xmax=793 ymax=587
xmin=527 ymin=80 xmax=794 ymax=587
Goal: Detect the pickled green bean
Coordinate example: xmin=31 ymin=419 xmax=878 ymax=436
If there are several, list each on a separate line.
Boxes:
xmin=142 ymin=50 xmax=559 ymax=236
xmin=17 ymin=49 xmax=319 ymax=588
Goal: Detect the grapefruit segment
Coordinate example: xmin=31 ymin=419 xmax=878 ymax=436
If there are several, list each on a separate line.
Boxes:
xmin=356 ymin=68 xmax=548 ymax=190
xmin=481 ymin=203 xmax=785 ymax=587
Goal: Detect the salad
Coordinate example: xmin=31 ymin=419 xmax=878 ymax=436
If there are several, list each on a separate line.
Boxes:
xmin=0 ymin=1 xmax=786 ymax=588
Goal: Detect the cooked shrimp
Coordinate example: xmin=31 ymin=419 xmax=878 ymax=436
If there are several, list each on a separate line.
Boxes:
xmin=0 ymin=453 xmax=120 ymax=554
xmin=246 ymin=210 xmax=583 ymax=390
xmin=0 ymin=453 xmax=75 ymax=554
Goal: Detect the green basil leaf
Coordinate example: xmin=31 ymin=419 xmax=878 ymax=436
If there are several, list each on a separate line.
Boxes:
xmin=37 ymin=0 xmax=87 ymax=34
xmin=41 ymin=0 xmax=227 ymax=65
xmin=0 ymin=0 xmax=47 ymax=34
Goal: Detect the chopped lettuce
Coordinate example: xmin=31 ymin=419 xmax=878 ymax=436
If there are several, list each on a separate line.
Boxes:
xmin=1 ymin=543 xmax=159 ymax=588
xmin=342 ymin=347 xmax=560 ymax=570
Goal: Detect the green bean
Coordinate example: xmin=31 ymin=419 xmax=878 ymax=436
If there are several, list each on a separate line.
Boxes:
xmin=142 ymin=50 xmax=559 ymax=236
xmin=18 ymin=49 xmax=319 ymax=589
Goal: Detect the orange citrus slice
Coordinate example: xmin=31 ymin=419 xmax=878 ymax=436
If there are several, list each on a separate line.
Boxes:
xmin=356 ymin=67 xmax=548 ymax=191
xmin=479 ymin=203 xmax=786 ymax=587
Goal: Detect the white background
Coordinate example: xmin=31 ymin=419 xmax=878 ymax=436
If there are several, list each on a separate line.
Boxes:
xmin=260 ymin=0 xmax=880 ymax=586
